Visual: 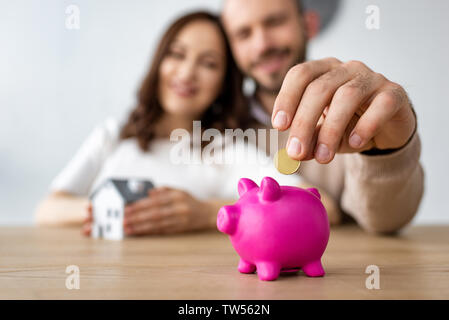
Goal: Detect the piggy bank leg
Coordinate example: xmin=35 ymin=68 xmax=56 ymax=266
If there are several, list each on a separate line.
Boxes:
xmin=238 ymin=259 xmax=256 ymax=274
xmin=256 ymin=261 xmax=281 ymax=281
xmin=302 ymin=260 xmax=325 ymax=277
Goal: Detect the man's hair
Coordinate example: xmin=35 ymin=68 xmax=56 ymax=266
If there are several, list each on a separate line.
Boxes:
xmin=300 ymin=0 xmax=341 ymax=32
xmin=295 ymin=0 xmax=304 ymax=14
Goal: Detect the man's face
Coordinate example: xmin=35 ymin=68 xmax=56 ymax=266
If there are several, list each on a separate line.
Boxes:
xmin=222 ymin=0 xmax=307 ymax=94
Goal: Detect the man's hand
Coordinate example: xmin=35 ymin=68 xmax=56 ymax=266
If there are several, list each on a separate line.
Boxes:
xmin=271 ymin=57 xmax=416 ymax=163
xmin=123 ymin=187 xmax=214 ymax=236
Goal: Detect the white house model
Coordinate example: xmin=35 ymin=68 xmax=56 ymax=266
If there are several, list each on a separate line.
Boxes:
xmin=89 ymin=178 xmax=154 ymax=240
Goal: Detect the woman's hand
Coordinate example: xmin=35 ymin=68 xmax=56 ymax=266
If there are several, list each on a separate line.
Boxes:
xmin=81 ymin=203 xmax=93 ymax=236
xmin=123 ymin=187 xmax=215 ymax=236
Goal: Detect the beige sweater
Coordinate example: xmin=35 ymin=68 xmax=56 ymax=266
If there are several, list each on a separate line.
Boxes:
xmin=250 ymin=102 xmax=425 ymax=234
xmin=299 ymin=132 xmax=424 ymax=234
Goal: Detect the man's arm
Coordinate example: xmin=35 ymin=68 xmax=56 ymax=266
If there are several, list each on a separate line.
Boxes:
xmin=341 ymin=132 xmax=424 ymax=233
xmin=271 ymin=57 xmax=424 ymax=233
xmin=299 ymin=132 xmax=424 ymax=233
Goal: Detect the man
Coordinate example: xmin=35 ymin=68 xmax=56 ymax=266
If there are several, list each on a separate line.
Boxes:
xmin=221 ymin=0 xmax=424 ymax=233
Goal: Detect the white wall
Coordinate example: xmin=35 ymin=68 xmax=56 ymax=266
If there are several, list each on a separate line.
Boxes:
xmin=1 ymin=0 xmax=448 ymax=225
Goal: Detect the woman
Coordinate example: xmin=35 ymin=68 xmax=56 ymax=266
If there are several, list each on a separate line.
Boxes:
xmin=35 ymin=11 xmax=303 ymax=235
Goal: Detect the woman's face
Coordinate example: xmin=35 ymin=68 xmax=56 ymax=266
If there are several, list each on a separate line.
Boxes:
xmin=158 ymin=20 xmax=227 ymax=119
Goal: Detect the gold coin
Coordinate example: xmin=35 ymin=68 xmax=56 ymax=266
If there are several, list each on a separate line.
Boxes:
xmin=274 ymin=148 xmax=301 ymax=175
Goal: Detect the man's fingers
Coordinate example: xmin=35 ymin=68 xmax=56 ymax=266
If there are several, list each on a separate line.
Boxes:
xmin=286 ymin=64 xmax=358 ymax=159
xmin=285 ymin=60 xmax=376 ymax=160
xmin=302 ymin=118 xmax=323 ymax=161
xmin=272 ymin=57 xmax=341 ymax=131
xmin=314 ymin=72 xmax=384 ymax=163
xmin=348 ymin=89 xmax=401 ymax=150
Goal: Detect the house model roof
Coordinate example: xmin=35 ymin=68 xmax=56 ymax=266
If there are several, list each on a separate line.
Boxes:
xmin=90 ymin=178 xmax=154 ymax=204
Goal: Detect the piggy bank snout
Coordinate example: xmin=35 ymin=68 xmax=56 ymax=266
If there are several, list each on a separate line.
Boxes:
xmin=217 ymin=205 xmax=239 ymax=235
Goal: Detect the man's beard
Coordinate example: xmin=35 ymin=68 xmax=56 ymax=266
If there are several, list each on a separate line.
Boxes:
xmin=251 ymin=45 xmax=307 ymax=95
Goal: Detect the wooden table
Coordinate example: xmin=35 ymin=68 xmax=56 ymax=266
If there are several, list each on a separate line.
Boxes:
xmin=1 ymin=224 xmax=448 ymax=299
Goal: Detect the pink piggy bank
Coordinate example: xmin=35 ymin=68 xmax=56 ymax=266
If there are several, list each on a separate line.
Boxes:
xmin=217 ymin=176 xmax=330 ymax=281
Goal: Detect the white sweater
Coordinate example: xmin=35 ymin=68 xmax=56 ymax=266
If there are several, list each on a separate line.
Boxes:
xmin=50 ymin=118 xmax=302 ymax=200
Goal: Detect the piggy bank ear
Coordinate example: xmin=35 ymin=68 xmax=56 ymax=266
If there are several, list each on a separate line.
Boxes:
xmin=238 ymin=178 xmax=258 ymax=197
xmin=259 ymin=176 xmax=281 ymax=202
xmin=307 ymin=188 xmax=321 ymax=199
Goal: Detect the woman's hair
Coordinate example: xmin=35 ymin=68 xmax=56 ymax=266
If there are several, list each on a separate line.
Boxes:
xmin=120 ymin=11 xmax=250 ymax=151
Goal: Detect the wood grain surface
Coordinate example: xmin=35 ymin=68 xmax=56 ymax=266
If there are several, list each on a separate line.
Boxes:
xmin=0 ymin=224 xmax=448 ymax=299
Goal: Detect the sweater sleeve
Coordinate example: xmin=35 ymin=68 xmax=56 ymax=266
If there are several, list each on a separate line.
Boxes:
xmin=340 ymin=131 xmax=424 ymax=234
